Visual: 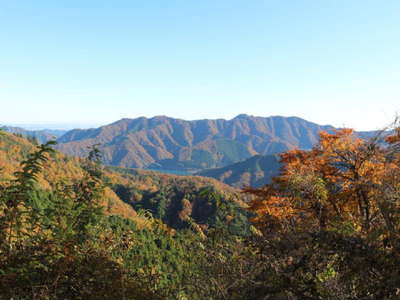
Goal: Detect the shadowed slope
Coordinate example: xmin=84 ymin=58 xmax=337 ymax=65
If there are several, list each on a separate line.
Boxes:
xmin=197 ymin=154 xmax=281 ymax=188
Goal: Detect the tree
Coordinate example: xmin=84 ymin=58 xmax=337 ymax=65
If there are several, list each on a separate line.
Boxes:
xmin=243 ymin=123 xmax=400 ymax=298
xmin=247 ymin=126 xmax=400 ymax=238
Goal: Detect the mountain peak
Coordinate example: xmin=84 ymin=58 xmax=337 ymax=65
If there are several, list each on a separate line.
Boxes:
xmin=151 ymin=115 xmax=170 ymax=120
xmin=233 ymin=114 xmax=252 ymax=119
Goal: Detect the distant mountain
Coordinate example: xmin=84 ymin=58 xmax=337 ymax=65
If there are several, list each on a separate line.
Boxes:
xmin=0 ymin=125 xmax=67 ymax=143
xmin=56 ymin=115 xmax=334 ymax=170
xmin=197 ymin=154 xmax=281 ymax=188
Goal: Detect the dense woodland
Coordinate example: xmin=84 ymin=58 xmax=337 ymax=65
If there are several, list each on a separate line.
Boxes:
xmin=0 ymin=121 xmax=400 ymax=299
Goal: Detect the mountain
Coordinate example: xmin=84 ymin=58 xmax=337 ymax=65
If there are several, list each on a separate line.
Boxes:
xmin=56 ymin=115 xmax=334 ymax=171
xmin=0 ymin=125 xmax=67 ymax=143
xmin=197 ymin=154 xmax=281 ymax=188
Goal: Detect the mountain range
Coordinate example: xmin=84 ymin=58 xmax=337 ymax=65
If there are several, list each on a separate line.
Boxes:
xmin=55 ymin=115 xmax=334 ymax=171
xmin=0 ymin=125 xmax=67 ymax=144
xmin=4 ymin=115 xmax=382 ymax=189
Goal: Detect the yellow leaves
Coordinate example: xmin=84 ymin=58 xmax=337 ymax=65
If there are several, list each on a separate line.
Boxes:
xmin=249 ymin=195 xmax=296 ymax=227
xmin=318 ymin=129 xmax=363 ymax=157
xmin=178 ymin=198 xmax=193 ymax=220
xmin=358 ymin=160 xmax=385 ymax=184
xmin=318 ymin=129 xmax=356 ymax=152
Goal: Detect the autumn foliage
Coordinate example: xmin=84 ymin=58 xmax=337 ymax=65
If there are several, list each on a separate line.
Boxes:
xmin=1 ymin=126 xmax=400 ymax=298
xmin=241 ymin=125 xmax=400 ymax=298
xmin=247 ymin=125 xmax=400 ymax=248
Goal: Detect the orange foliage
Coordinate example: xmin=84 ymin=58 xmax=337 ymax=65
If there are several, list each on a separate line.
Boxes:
xmin=386 ymin=127 xmax=400 ymax=144
xmin=247 ymin=128 xmax=400 ymax=237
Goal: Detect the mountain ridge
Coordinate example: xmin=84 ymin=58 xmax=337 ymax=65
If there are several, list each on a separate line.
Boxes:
xmin=197 ymin=154 xmax=281 ymax=188
xmin=0 ymin=125 xmax=67 ymax=143
xmin=56 ymin=114 xmax=335 ymax=170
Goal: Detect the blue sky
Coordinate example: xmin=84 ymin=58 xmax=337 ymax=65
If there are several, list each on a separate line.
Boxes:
xmin=0 ymin=1 xmax=399 ymax=130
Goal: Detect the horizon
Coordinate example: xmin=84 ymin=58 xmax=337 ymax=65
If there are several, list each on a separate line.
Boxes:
xmin=2 ymin=113 xmax=394 ymax=132
xmin=1 ymin=1 xmax=400 ymax=130
xmin=3 ymin=111 xmax=400 ymax=131
xmin=5 ymin=114 xmax=331 ymax=130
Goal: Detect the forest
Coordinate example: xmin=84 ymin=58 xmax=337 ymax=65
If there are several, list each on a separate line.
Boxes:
xmin=0 ymin=122 xmax=399 ymax=299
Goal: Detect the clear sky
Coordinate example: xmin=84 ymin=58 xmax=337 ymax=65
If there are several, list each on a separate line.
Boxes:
xmin=0 ymin=1 xmax=399 ymax=130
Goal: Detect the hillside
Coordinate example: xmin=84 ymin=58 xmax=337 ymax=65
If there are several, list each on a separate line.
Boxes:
xmin=107 ymin=167 xmax=252 ymax=234
xmin=0 ymin=130 xmax=249 ymax=232
xmin=56 ymin=115 xmax=334 ymax=170
xmin=0 ymin=130 xmax=140 ymax=221
xmin=197 ymin=154 xmax=281 ymax=188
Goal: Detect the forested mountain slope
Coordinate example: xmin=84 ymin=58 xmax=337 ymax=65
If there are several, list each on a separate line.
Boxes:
xmin=2 ymin=125 xmax=399 ymax=299
xmin=56 ymin=115 xmax=334 ymax=170
xmin=0 ymin=130 xmax=139 ymax=221
xmin=0 ymin=130 xmax=249 ymax=231
xmin=197 ymin=154 xmax=281 ymax=188
xmin=107 ymin=166 xmax=251 ymax=234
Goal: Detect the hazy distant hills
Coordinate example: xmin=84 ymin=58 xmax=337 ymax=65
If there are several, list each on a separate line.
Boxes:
xmin=0 ymin=125 xmax=67 ymax=143
xmin=56 ymin=115 xmax=334 ymax=170
xmin=197 ymin=154 xmax=281 ymax=188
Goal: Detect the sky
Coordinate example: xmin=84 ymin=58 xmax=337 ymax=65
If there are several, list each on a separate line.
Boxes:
xmin=0 ymin=1 xmax=399 ymax=130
